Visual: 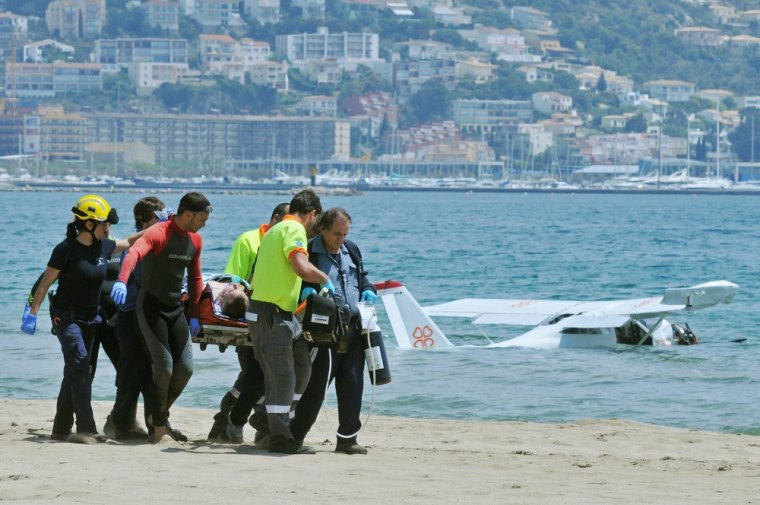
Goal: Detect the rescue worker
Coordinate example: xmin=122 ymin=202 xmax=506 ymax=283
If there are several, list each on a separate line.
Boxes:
xmin=104 ymin=197 xmax=170 ymax=440
xmin=207 ymin=203 xmax=289 ymax=443
xmin=246 ymin=189 xmax=331 ymax=454
xmin=291 ymin=208 xmax=377 ymax=455
xmin=110 ymin=192 xmax=210 ymax=444
xmin=22 ymin=195 xmax=141 ymax=444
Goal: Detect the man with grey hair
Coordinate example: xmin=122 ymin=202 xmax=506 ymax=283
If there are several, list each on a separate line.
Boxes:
xmin=291 ymin=207 xmax=377 ymax=455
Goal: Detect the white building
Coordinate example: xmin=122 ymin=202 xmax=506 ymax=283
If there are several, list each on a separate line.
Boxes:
xmin=531 ymin=91 xmax=572 ymax=115
xmin=243 ymin=0 xmax=280 ymax=23
xmin=23 ymin=39 xmax=75 ymax=63
xmin=128 ymin=62 xmax=185 ymax=92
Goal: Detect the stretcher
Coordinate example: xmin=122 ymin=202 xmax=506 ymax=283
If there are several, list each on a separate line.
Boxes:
xmin=190 ymin=275 xmax=251 ymax=352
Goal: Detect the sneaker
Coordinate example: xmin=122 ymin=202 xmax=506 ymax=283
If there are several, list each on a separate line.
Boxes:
xmin=51 ymin=432 xmax=70 ymax=441
xmin=335 ymin=441 xmax=368 ymax=455
xmin=268 ymin=439 xmax=315 ymax=455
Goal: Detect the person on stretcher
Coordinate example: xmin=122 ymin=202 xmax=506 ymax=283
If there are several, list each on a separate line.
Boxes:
xmin=205 ymin=276 xmax=250 ymax=321
xmin=216 ymin=281 xmax=248 ymax=319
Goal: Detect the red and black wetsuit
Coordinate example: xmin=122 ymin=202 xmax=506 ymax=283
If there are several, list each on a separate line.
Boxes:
xmin=117 ymin=217 xmax=203 ymax=428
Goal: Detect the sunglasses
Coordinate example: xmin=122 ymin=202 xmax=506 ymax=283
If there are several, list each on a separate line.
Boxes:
xmin=153 ymin=208 xmax=174 ymax=222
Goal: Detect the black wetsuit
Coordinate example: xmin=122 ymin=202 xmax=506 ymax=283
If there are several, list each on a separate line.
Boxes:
xmin=117 ymin=218 xmax=203 ymax=428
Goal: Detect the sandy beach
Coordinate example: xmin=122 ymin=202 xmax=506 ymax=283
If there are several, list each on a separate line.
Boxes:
xmin=0 ymin=398 xmax=758 ymax=504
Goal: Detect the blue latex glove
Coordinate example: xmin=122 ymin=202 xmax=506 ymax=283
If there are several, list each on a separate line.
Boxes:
xmin=360 ymin=290 xmax=377 ymax=304
xmin=189 ymin=318 xmax=202 ymax=337
xmin=21 ymin=310 xmax=37 ymax=335
xmin=111 ymin=281 xmax=127 ymax=306
xmin=321 ymin=279 xmax=335 ymax=294
xmin=300 ymin=287 xmax=317 ymax=301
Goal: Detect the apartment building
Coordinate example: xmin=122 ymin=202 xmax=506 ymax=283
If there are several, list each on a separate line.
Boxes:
xmin=0 ymin=12 xmax=28 ymax=63
xmin=46 ymin=0 xmax=105 ymax=39
xmin=199 ymin=34 xmax=237 ymax=66
xmin=192 ymin=0 xmax=242 ymax=28
xmin=451 ymin=99 xmax=533 ymax=135
xmin=248 ymin=61 xmax=289 ymax=90
xmin=128 ymin=62 xmax=185 ymax=91
xmin=674 ymin=26 xmax=724 ymax=46
xmin=144 ymin=0 xmax=180 ymax=32
xmin=455 ymin=59 xmax=495 ymax=83
xmin=432 ymin=6 xmax=471 ymax=26
xmin=276 ymin=27 xmax=380 ymax=69
xmin=644 ymin=80 xmax=695 ymax=102
xmin=85 ymin=113 xmax=350 ymax=164
xmin=243 ymin=0 xmax=280 ymax=23
xmin=291 ymin=0 xmax=325 ymax=19
xmin=531 ymin=91 xmax=572 ymax=114
xmin=393 ymin=58 xmax=457 ymax=102
xmin=23 ymin=39 xmax=75 ymax=63
xmin=95 ymin=38 xmax=189 ymax=73
xmin=200 ymin=34 xmax=271 ymax=68
xmin=5 ymin=62 xmax=102 ymax=98
xmin=298 ymin=95 xmax=337 ymax=116
xmin=510 ymin=6 xmax=552 ymax=30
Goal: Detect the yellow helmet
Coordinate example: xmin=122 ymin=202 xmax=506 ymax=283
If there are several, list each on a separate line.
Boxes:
xmin=71 ymin=194 xmax=119 ymax=224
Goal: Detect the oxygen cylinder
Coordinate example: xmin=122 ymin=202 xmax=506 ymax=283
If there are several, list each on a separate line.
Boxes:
xmin=362 ymin=329 xmax=391 ymax=385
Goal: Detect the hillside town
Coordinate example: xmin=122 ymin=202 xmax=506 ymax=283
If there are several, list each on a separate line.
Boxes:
xmin=1 ymin=0 xmax=760 ymax=189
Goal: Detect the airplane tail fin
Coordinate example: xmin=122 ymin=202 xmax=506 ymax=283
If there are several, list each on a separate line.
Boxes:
xmin=374 ymin=281 xmax=454 ymax=349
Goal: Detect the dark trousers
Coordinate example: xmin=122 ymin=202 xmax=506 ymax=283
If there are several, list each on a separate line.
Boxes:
xmin=89 ymin=315 xmax=119 ymax=379
xmin=51 ymin=310 xmax=101 ymax=436
xmin=291 ymin=324 xmax=365 ymax=444
xmin=110 ymin=309 xmax=151 ymax=431
xmin=228 ymin=348 xmax=266 ymax=426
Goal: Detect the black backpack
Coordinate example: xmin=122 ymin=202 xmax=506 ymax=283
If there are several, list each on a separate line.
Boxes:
xmin=301 ymin=291 xmax=349 ymax=348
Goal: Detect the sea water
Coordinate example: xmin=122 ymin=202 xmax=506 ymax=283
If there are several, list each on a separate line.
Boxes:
xmin=1 ymin=190 xmax=759 ymax=434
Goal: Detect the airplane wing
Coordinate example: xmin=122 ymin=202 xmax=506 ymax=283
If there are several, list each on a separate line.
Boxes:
xmin=422 ymin=280 xmax=739 ymax=328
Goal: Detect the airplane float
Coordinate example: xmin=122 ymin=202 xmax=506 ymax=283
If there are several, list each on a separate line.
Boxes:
xmin=373 ymin=280 xmax=739 ymax=349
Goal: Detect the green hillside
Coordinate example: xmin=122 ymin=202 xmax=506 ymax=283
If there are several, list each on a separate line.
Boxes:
xmin=515 ymin=0 xmax=760 ymax=93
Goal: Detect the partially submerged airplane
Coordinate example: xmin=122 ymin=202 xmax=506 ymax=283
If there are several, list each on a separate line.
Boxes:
xmin=373 ymin=280 xmax=739 ymax=349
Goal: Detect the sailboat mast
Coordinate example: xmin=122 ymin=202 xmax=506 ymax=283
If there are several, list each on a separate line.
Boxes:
xmin=716 ymin=96 xmax=720 ymax=179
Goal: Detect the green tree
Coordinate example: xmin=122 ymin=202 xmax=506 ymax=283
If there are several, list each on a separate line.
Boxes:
xmin=406 ymin=80 xmax=450 ymax=124
xmin=596 ymin=72 xmax=607 ymax=92
xmin=154 ymin=83 xmax=195 ymax=111
xmin=624 ymin=113 xmax=648 ymax=133
xmin=729 ymin=108 xmax=760 ymax=162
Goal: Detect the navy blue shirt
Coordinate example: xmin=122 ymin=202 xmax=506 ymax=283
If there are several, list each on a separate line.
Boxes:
xmin=48 ymin=237 xmax=117 ymax=313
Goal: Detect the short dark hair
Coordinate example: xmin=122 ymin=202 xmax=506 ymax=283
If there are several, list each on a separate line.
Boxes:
xmin=177 ymin=192 xmax=211 ymax=214
xmin=270 ymin=202 xmax=290 ymax=221
xmin=317 ymin=207 xmax=351 ymax=232
xmin=133 ymin=196 xmax=165 ymax=229
xmin=289 ymin=188 xmax=321 ymax=216
xmin=221 ymin=291 xmax=248 ymax=319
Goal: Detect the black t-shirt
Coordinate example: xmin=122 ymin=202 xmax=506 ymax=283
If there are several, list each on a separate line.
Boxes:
xmin=48 ymin=237 xmax=117 ymax=313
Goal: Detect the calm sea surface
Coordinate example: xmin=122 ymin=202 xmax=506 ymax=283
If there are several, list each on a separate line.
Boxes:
xmin=1 ymin=190 xmax=759 ymax=434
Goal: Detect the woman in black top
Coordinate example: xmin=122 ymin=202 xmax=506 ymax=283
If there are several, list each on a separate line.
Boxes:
xmin=22 ymin=195 xmax=141 ymax=443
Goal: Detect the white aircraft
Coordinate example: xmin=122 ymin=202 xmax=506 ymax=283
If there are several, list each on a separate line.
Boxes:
xmin=373 ymin=280 xmax=739 ymax=349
